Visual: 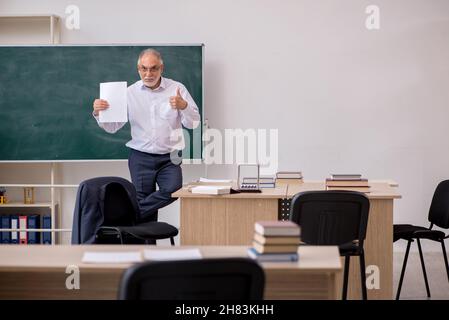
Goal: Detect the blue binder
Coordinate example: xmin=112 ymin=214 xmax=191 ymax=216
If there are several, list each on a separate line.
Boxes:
xmin=42 ymin=215 xmax=51 ymax=245
xmin=27 ymin=215 xmax=41 ymax=244
xmin=1 ymin=215 xmax=11 ymax=244
xmin=10 ymin=215 xmax=19 ymax=244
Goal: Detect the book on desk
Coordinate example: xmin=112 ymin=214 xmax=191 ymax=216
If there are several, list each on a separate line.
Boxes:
xmin=326 ymin=174 xmax=371 ymax=193
xmin=248 ymin=221 xmax=300 ymax=262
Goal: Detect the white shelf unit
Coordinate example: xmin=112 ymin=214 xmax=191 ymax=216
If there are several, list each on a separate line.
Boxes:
xmin=0 ymin=163 xmax=78 ymax=244
xmin=0 ymin=14 xmax=65 ymax=243
xmin=0 ymin=14 xmax=61 ymax=44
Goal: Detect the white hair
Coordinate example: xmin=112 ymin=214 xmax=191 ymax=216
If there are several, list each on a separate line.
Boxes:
xmin=137 ymin=48 xmax=164 ymax=65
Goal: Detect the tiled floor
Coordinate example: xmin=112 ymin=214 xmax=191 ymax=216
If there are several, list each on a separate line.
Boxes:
xmin=393 ymin=251 xmax=449 ymax=300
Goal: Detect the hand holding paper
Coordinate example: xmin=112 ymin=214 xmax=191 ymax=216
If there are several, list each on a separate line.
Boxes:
xmin=98 ymin=81 xmax=128 ymax=123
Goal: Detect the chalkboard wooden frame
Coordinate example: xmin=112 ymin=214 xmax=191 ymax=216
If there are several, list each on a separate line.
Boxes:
xmin=0 ymin=44 xmax=204 ymax=162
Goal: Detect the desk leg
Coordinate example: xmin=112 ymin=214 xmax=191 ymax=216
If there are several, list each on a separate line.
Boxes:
xmin=343 ymin=199 xmax=393 ymax=300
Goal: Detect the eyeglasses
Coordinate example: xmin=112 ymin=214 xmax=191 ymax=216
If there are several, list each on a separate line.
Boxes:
xmin=138 ymin=65 xmax=161 ymax=73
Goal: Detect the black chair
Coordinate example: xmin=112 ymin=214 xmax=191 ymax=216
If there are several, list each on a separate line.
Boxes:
xmin=394 ymin=180 xmax=449 ymax=300
xmin=96 ymin=180 xmax=178 ymax=245
xmin=118 ymin=258 xmax=265 ymax=300
xmin=290 ymin=190 xmax=370 ymax=300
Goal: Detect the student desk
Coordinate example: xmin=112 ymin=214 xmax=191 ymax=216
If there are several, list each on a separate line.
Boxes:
xmin=0 ymin=245 xmax=341 ymax=300
xmin=173 ymin=180 xmax=401 ymax=300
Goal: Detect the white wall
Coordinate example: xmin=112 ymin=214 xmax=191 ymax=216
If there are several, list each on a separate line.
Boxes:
xmin=1 ymin=0 xmax=449 ymax=250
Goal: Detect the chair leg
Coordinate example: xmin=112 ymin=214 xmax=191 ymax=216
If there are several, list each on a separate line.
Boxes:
xmin=441 ymin=240 xmax=449 ymax=282
xmin=170 ymin=237 xmax=175 ymax=246
xmin=359 ymin=252 xmax=368 ymax=300
xmin=416 ymin=238 xmax=431 ymax=298
xmin=342 ymin=256 xmax=350 ymax=300
xmin=396 ymin=240 xmax=412 ymax=300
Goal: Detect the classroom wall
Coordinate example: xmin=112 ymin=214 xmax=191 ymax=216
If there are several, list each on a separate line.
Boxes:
xmin=1 ymin=0 xmax=448 ymax=250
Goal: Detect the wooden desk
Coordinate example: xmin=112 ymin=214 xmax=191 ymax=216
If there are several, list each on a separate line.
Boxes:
xmin=0 ymin=245 xmax=341 ymax=300
xmin=173 ymin=180 xmax=401 ymax=300
xmin=173 ymin=186 xmax=287 ymax=245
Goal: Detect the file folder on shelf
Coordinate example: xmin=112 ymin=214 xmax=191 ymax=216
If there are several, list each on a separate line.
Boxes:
xmin=27 ymin=215 xmax=41 ymax=244
xmin=42 ymin=215 xmax=52 ymax=245
xmin=19 ymin=216 xmax=27 ymax=244
xmin=0 ymin=215 xmax=11 ymax=244
xmin=10 ymin=215 xmax=19 ymax=244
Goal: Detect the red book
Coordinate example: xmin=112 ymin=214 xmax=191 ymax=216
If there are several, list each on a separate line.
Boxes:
xmin=19 ymin=215 xmax=27 ymax=245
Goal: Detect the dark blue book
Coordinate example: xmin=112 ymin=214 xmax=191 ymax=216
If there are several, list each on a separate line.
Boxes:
xmin=27 ymin=215 xmax=41 ymax=244
xmin=1 ymin=215 xmax=11 ymax=244
xmin=247 ymin=247 xmax=299 ymax=262
xmin=10 ymin=215 xmax=19 ymax=244
xmin=42 ymin=215 xmax=51 ymax=245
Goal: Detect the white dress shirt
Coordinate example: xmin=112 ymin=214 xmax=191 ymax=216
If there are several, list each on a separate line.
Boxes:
xmin=94 ymin=77 xmax=200 ymax=154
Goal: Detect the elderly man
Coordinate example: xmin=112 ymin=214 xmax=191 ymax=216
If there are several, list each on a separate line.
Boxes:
xmin=93 ymin=48 xmax=200 ymax=222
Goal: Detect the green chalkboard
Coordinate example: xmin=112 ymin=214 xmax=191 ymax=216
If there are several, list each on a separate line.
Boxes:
xmin=0 ymin=45 xmax=203 ymax=161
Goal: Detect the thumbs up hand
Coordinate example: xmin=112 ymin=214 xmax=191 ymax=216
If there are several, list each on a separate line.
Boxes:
xmin=169 ymin=87 xmax=188 ymax=110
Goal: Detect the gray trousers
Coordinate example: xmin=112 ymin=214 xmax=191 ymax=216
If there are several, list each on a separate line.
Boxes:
xmin=128 ymin=148 xmax=182 ymax=222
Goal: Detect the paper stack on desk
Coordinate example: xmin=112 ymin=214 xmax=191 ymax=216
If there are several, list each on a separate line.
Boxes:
xmin=191 ymin=185 xmax=231 ymax=195
xmin=143 ymin=248 xmax=202 ymax=261
xmin=82 ymin=249 xmax=203 ymax=263
xmin=82 ymin=251 xmax=143 ymax=263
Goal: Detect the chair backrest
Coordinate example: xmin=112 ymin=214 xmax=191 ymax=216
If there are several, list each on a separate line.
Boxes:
xmin=72 ymin=176 xmax=140 ymax=244
xmin=289 ymin=191 xmax=370 ymax=247
xmin=118 ymin=258 xmax=265 ymax=300
xmin=428 ymin=180 xmax=449 ymax=229
xmin=101 ymin=182 xmax=137 ymax=226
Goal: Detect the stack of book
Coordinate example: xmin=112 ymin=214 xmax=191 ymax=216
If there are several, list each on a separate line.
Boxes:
xmin=247 ymin=221 xmax=301 ymax=262
xmin=275 ymin=171 xmax=303 ymax=186
xmin=326 ymin=174 xmax=370 ymax=193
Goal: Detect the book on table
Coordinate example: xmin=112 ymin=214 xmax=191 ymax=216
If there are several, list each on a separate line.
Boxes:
xmin=326 ymin=186 xmax=371 ymax=193
xmin=255 ymin=221 xmax=301 ymax=237
xmin=254 ymin=233 xmax=301 ymax=245
xmin=330 ymin=174 xmax=362 ymax=181
xmin=276 ymin=171 xmax=303 ymax=179
xmin=242 ymin=177 xmax=275 ymax=188
xmin=325 ymin=178 xmax=369 ymax=187
xmin=247 ymin=247 xmax=299 ymax=262
xmin=253 ymin=241 xmax=298 ymax=254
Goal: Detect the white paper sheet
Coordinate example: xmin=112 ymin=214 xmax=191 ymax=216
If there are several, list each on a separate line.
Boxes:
xmin=82 ymin=251 xmax=142 ymax=264
xmin=99 ymin=81 xmax=128 ymax=123
xmin=199 ymin=177 xmax=232 ymax=183
xmin=143 ymin=248 xmax=202 ymax=261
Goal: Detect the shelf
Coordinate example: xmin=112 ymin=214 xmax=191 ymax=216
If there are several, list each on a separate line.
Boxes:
xmin=0 ymin=14 xmax=60 ymax=18
xmin=0 ymin=202 xmax=53 ymax=208
xmin=0 ymin=14 xmax=60 ymax=44
xmin=0 ymin=228 xmax=71 ymax=232
xmin=0 ymin=184 xmax=79 ymax=188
